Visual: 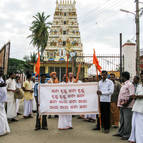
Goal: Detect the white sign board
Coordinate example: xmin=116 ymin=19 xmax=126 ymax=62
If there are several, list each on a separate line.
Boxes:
xmin=39 ymin=82 xmax=99 ymax=115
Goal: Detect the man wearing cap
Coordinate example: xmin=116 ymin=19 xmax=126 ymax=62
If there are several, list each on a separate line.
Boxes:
xmin=0 ymin=67 xmax=10 ymax=136
xmin=48 ymin=72 xmax=59 ymax=84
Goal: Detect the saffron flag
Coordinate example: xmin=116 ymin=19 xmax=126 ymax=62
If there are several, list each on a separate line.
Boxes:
xmin=93 ymin=49 xmax=102 ymax=72
xmin=35 ymin=52 xmax=40 ymax=76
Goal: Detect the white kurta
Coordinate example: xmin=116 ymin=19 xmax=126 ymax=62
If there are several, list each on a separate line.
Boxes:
xmin=129 ymin=84 xmax=143 ymax=143
xmin=6 ymin=78 xmax=17 ymax=119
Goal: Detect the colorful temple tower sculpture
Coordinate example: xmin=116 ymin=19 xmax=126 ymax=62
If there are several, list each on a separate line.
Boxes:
xmin=43 ymin=0 xmax=83 ymax=62
xmin=37 ymin=0 xmax=89 ymax=81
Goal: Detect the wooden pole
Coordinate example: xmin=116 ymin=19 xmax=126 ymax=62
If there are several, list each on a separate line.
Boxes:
xmin=95 ymin=66 xmax=101 ymax=129
xmin=75 ymin=64 xmax=81 ymax=83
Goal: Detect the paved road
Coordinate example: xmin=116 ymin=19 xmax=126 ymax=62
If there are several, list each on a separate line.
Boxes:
xmin=1 ymin=115 xmax=128 ymax=143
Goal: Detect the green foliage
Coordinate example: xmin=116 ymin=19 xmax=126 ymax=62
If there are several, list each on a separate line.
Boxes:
xmin=23 ymin=52 xmax=37 ymax=63
xmin=28 ymin=12 xmax=51 ymax=58
xmin=8 ymin=58 xmax=33 ymax=74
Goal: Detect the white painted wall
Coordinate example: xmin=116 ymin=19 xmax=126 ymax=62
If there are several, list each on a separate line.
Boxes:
xmin=122 ymin=41 xmax=136 ymax=79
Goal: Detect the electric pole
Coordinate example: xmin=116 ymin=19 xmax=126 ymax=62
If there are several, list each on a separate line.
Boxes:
xmin=120 ymin=33 xmax=123 ymax=79
xmin=136 ymin=0 xmax=140 ymax=76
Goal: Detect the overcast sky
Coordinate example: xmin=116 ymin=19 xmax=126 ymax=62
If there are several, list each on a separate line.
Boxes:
xmin=0 ymin=0 xmax=143 ymax=59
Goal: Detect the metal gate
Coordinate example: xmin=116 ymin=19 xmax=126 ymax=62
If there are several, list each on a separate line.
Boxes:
xmin=75 ymin=54 xmax=124 ymax=79
xmin=46 ymin=54 xmax=124 ymax=81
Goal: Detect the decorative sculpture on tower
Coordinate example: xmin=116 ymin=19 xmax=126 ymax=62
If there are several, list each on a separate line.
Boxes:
xmin=43 ymin=0 xmax=83 ymax=61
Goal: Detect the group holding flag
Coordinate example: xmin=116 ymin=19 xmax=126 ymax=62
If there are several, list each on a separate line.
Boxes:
xmin=1 ymin=49 xmax=143 ymax=143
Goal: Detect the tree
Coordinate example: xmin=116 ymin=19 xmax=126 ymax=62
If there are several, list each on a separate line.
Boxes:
xmin=23 ymin=55 xmax=30 ymax=63
xmin=23 ymin=52 xmax=37 ymax=63
xmin=8 ymin=58 xmax=33 ymax=74
xmin=28 ymin=12 xmax=51 ymax=59
xmin=30 ymin=52 xmax=37 ymax=63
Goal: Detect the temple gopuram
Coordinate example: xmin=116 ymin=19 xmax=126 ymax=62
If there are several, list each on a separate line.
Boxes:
xmin=36 ymin=0 xmax=89 ymax=81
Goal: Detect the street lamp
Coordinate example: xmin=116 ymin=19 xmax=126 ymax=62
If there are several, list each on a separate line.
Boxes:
xmin=120 ymin=9 xmax=135 ymax=15
xmin=120 ymin=5 xmax=140 ymax=76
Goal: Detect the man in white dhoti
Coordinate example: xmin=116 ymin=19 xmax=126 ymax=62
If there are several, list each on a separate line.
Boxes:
xmin=0 ymin=67 xmax=10 ymax=136
xmin=23 ymin=73 xmax=33 ymax=118
xmin=6 ymin=72 xmax=17 ymax=121
xmin=66 ymin=72 xmax=77 ymax=129
xmin=15 ymin=76 xmax=22 ymax=115
xmin=129 ymin=71 xmax=143 ymax=143
xmin=58 ymin=74 xmax=70 ymax=130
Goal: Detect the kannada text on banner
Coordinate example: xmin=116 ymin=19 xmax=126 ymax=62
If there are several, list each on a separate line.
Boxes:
xmin=39 ymin=82 xmax=99 ymax=115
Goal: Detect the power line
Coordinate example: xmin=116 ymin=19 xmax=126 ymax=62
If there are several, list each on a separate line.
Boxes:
xmin=95 ymin=0 xmax=131 ymax=19
xmin=81 ymin=0 xmax=130 ymax=23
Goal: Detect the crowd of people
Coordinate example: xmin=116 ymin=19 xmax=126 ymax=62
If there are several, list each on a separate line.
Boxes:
xmin=0 ymin=66 xmax=143 ymax=143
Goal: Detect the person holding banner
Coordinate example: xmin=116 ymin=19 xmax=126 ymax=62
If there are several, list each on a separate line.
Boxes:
xmin=66 ymin=72 xmax=76 ymax=129
xmin=48 ymin=72 xmax=59 ymax=119
xmin=34 ymin=74 xmax=48 ymax=130
xmin=97 ymin=70 xmax=114 ymax=133
xmin=48 ymin=72 xmax=59 ymax=84
xmin=23 ymin=73 xmax=34 ymax=118
xmin=0 ymin=67 xmax=10 ymax=136
xmin=58 ymin=74 xmax=70 ymax=130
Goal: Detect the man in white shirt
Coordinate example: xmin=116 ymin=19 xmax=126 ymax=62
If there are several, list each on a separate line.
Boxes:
xmin=6 ymin=72 xmax=17 ymax=121
xmin=97 ymin=70 xmax=114 ymax=133
xmin=0 ymin=67 xmax=10 ymax=136
xmin=129 ymin=71 xmax=143 ymax=143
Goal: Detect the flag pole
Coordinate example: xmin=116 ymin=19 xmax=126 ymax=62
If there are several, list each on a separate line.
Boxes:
xmin=95 ymin=66 xmax=102 ymax=129
xmin=93 ymin=49 xmax=102 ymax=130
xmin=66 ymin=53 xmax=69 ymax=83
xmin=75 ymin=64 xmax=81 ymax=83
xmin=35 ymin=52 xmax=41 ymax=126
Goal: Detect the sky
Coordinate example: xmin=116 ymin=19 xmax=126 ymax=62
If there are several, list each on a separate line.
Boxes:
xmin=0 ymin=0 xmax=143 ymax=60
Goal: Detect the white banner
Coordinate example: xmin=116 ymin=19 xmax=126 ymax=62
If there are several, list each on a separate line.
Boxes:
xmin=39 ymin=82 xmax=99 ymax=115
